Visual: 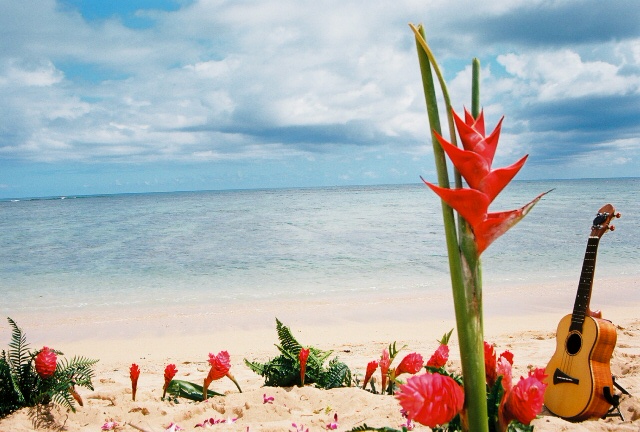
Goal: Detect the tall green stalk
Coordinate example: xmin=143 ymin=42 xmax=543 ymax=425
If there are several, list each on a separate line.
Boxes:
xmin=412 ymin=24 xmax=489 ymax=432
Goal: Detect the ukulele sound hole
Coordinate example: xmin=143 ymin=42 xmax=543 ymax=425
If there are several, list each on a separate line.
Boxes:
xmin=566 ymin=332 xmax=582 ymax=355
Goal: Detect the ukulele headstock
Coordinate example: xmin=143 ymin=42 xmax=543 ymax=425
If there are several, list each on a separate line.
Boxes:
xmin=591 ymin=204 xmax=621 ymax=238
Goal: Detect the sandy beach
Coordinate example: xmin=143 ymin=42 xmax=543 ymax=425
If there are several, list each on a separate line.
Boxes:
xmin=2 ymin=277 xmax=639 ymax=431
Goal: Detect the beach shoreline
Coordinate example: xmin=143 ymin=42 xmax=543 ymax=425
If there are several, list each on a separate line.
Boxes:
xmin=2 ymin=277 xmax=639 ymax=431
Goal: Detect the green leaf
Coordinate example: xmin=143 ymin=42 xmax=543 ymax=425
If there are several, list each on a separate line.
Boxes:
xmin=166 ymin=380 xmax=224 ymax=401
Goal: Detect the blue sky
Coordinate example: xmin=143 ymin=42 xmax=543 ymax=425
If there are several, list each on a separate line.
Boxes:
xmin=1 ymin=0 xmax=639 ymax=198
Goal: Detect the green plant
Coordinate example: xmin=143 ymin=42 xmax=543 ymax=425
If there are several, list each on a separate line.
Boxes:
xmin=244 ymin=318 xmax=352 ymax=389
xmin=0 ymin=317 xmax=98 ymax=418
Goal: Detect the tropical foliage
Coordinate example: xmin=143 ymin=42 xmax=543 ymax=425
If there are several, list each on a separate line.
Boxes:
xmin=0 ymin=317 xmax=98 ymax=418
xmin=244 ymin=318 xmax=352 ymax=389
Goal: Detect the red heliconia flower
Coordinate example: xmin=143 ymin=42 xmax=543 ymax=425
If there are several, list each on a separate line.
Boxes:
xmin=362 ymin=360 xmax=378 ymax=390
xmin=396 ymin=372 xmax=465 ymax=428
xmin=130 ymin=363 xmax=140 ymax=401
xmin=380 ymin=348 xmax=391 ymax=393
xmin=426 ymin=344 xmax=449 ymax=369
xmin=395 ymin=353 xmax=424 ymax=377
xmin=299 ymin=347 xmax=310 ymax=386
xmin=34 ymin=347 xmax=57 ymax=379
xmin=162 ymin=364 xmax=178 ymax=398
xmin=500 ymin=369 xmax=548 ymax=427
xmin=424 ymin=108 xmax=548 ymax=255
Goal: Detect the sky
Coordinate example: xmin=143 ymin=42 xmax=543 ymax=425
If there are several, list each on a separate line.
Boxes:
xmin=1 ymin=0 xmax=639 ymax=198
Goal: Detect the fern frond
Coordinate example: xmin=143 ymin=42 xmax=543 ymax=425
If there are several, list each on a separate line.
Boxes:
xmin=49 ymin=386 xmax=76 ymax=412
xmin=261 ymin=357 xmax=298 ymax=387
xmin=310 ymin=348 xmax=332 ymax=366
xmin=243 ymin=359 xmax=266 ymax=376
xmin=56 ymin=356 xmax=98 ymax=391
xmin=6 ymin=318 xmax=30 ymax=379
xmin=319 ymin=358 xmax=352 ymax=389
xmin=0 ymin=357 xmax=22 ymax=417
xmin=275 ymin=318 xmax=302 ymax=354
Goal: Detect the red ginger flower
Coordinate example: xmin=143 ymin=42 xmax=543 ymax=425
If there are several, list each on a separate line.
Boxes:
xmin=207 ymin=350 xmax=231 ymax=381
xmin=426 ymin=344 xmax=449 ymax=369
xmin=394 ymin=353 xmax=424 ymax=377
xmin=130 ymin=363 xmax=140 ymax=401
xmin=362 ymin=360 xmax=378 ymax=390
xmin=163 ymin=364 xmax=177 ymax=398
xmin=424 ymin=108 xmax=548 ymax=255
xmin=500 ymin=368 xmax=548 ymax=427
xmin=34 ymin=346 xmax=57 ymax=379
xmin=203 ymin=351 xmax=242 ymax=400
xmin=396 ymin=372 xmax=464 ymax=428
xmin=299 ymin=347 xmax=310 ymax=386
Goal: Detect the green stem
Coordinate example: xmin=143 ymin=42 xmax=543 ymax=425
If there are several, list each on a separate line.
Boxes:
xmin=471 ymin=58 xmax=481 ymax=119
xmin=412 ymin=24 xmax=488 ymax=432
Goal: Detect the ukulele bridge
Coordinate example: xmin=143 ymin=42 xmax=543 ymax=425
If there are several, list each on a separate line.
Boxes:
xmin=553 ymin=368 xmax=580 ymax=385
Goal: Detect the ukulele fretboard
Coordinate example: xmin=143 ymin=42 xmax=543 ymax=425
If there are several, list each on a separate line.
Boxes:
xmin=570 ymin=237 xmax=600 ymax=332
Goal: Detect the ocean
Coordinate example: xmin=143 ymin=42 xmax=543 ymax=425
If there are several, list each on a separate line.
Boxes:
xmin=1 ymin=178 xmax=638 ymax=319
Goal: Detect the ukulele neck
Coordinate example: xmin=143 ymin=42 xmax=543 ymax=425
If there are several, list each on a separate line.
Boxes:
xmin=570 ymin=236 xmax=600 ymax=332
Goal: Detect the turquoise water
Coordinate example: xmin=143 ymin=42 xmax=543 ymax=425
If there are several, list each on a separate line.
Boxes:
xmin=1 ymin=179 xmax=638 ymax=316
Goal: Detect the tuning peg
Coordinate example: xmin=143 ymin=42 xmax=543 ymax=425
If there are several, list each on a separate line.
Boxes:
xmin=609 ymin=225 xmax=615 ymax=231
xmin=615 ymin=212 xmax=621 ymax=218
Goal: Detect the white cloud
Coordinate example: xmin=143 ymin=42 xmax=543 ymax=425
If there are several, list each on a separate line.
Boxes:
xmin=0 ymin=0 xmax=638 ymax=186
xmin=497 ymin=49 xmax=640 ymax=101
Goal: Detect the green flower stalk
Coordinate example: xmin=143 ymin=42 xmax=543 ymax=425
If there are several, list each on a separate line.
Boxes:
xmin=410 ymin=23 xmax=548 ymax=432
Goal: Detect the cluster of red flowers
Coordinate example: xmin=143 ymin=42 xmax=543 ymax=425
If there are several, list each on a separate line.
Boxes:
xmin=484 ymin=342 xmax=548 ymax=429
xmin=394 ymin=340 xmax=547 ymax=430
xmin=424 ymin=108 xmax=547 ymax=255
xmin=126 ymin=350 xmax=242 ymax=402
xmin=362 ymin=346 xmax=425 ymax=394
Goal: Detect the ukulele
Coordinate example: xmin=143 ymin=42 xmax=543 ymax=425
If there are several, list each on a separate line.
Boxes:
xmin=543 ymin=204 xmax=620 ymax=421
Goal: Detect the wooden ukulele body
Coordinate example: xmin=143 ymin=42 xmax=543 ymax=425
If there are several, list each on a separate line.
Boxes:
xmin=544 ymin=313 xmax=617 ymax=421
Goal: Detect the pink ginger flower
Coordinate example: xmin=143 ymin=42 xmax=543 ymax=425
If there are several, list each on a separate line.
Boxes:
xmin=496 ymin=356 xmax=513 ymax=395
xmin=204 ymin=350 xmax=242 ymax=399
xmin=485 ymin=341 xmax=515 ymax=388
xmin=380 ymin=348 xmax=391 ymax=393
xmin=34 ymin=347 xmax=57 ymax=379
xmin=500 ymin=368 xmax=548 ymax=427
xmin=394 ymin=353 xmax=424 ymax=377
xmin=396 ymin=372 xmax=464 ymax=428
xmin=426 ymin=344 xmax=449 ymax=369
